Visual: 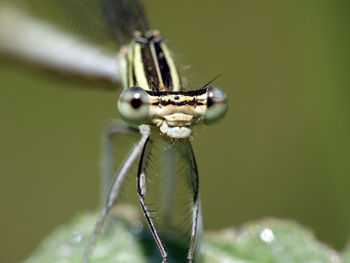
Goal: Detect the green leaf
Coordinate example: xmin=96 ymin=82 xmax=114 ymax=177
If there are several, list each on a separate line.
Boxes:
xmin=23 ymin=206 xmax=343 ymax=263
xmin=343 ymin=243 xmax=350 ymax=263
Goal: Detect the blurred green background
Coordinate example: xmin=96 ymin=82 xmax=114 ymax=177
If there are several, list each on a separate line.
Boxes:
xmin=1 ymin=0 xmax=350 ymax=262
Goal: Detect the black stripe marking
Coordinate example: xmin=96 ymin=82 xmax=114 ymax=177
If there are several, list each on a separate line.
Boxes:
xmin=141 ymin=42 xmax=159 ymax=91
xmin=154 ymin=41 xmax=173 ymax=90
xmin=146 ymin=88 xmax=208 ymax=97
xmin=133 ymin=31 xmax=179 ymax=92
xmin=152 ymin=100 xmax=205 ymax=106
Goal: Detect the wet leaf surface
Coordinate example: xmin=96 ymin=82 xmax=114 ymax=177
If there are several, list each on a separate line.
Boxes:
xmin=23 ymin=206 xmax=347 ymax=263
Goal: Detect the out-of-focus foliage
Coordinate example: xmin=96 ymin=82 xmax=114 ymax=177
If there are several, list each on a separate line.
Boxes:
xmin=24 ymin=207 xmax=343 ymax=263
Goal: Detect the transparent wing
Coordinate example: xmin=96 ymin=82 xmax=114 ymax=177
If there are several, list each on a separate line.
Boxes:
xmin=100 ymin=0 xmax=150 ymax=45
xmin=0 ymin=0 xmax=149 ymax=82
xmin=138 ymin=135 xmax=199 ymax=252
xmin=11 ymin=0 xmax=149 ymax=46
xmin=82 ymin=124 xmax=149 ymax=263
xmin=101 ymin=121 xmax=142 ymax=204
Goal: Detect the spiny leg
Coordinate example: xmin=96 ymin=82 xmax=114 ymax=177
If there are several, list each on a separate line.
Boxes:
xmin=137 ymin=137 xmax=168 ymax=263
xmin=188 ymin=197 xmax=200 ymax=263
xmin=100 ymin=120 xmax=138 ymax=205
xmin=185 ymin=141 xmax=200 ymax=263
xmin=82 ymin=124 xmax=150 ymax=263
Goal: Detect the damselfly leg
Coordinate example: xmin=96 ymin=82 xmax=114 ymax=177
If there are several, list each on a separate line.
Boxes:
xmin=184 ymin=142 xmax=200 ymax=263
xmin=137 ymin=137 xmax=168 ymax=262
xmin=100 ymin=120 xmax=139 ymax=204
xmin=82 ymin=124 xmax=150 ymax=263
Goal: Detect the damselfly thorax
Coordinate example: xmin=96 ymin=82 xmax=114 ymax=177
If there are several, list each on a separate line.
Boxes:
xmin=118 ymin=31 xmax=227 ymax=139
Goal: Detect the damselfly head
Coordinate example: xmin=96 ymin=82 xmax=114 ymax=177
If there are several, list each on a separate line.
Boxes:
xmin=117 ymin=86 xmax=228 ymax=139
xmin=118 ymin=30 xmax=228 ymax=138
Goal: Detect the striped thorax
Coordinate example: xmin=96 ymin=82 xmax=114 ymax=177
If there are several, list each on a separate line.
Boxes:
xmin=118 ymin=31 xmax=227 ymax=139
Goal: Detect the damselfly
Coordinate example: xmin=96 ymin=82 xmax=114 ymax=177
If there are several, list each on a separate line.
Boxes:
xmin=0 ymin=0 xmax=228 ymax=262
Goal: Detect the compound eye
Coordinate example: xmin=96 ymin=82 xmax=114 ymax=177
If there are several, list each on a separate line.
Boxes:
xmin=118 ymin=87 xmax=150 ymax=125
xmin=204 ymin=86 xmax=228 ymax=124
